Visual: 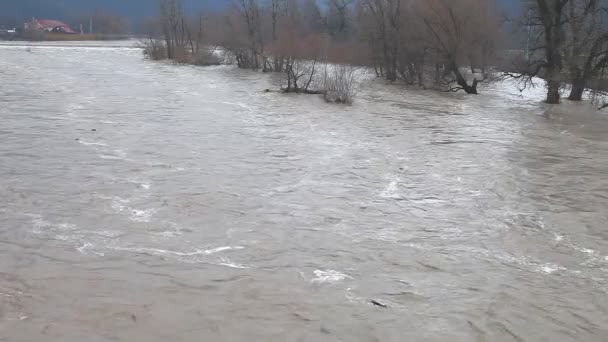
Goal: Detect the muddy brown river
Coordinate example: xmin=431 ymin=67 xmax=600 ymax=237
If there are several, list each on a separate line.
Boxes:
xmin=1 ymin=41 xmax=608 ymax=341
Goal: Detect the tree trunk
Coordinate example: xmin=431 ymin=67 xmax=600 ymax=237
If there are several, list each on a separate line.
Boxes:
xmin=452 ymin=62 xmax=478 ymax=95
xmin=434 ymin=63 xmax=441 ymax=84
xmin=568 ymin=78 xmax=585 ymax=101
xmin=546 ymin=79 xmax=561 ymax=104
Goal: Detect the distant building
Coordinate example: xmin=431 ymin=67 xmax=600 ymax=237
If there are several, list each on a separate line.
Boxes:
xmin=0 ymin=27 xmax=17 ymax=40
xmin=26 ymin=19 xmax=77 ymax=34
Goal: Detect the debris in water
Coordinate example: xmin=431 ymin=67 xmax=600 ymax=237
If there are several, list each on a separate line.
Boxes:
xmin=370 ymin=299 xmax=388 ymax=308
xmin=91 ymin=129 xmax=97 ymax=132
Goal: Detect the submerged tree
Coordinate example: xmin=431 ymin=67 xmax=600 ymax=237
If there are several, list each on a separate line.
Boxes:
xmin=358 ymin=0 xmax=402 ymax=81
xmin=562 ymin=0 xmax=608 ymax=101
xmin=510 ymin=0 xmax=608 ymax=104
xmin=357 ymin=0 xmax=501 ymax=93
xmin=419 ymin=0 xmax=500 ymax=94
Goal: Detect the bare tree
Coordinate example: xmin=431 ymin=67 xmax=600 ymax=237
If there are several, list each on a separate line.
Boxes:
xmin=327 ymin=0 xmax=353 ymax=38
xmin=272 ymin=17 xmax=325 ymax=93
xmin=507 ymin=0 xmax=570 ymax=103
xmin=359 ymin=0 xmax=402 ymax=81
xmin=232 ymin=0 xmax=265 ymax=69
xmin=562 ymin=0 xmax=608 ymax=100
xmin=271 ymin=0 xmax=285 ymax=71
xmin=419 ymin=0 xmax=500 ymax=94
xmin=160 ymin=0 xmax=188 ymax=60
xmin=508 ymin=0 xmax=608 ymax=103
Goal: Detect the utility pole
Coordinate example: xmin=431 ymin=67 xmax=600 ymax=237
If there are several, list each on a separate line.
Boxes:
xmin=89 ymin=17 xmax=93 ymax=34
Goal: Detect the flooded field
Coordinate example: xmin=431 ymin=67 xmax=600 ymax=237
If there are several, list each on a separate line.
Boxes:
xmin=1 ymin=41 xmax=608 ymax=341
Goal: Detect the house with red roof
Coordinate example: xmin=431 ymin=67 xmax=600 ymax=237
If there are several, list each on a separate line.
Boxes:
xmin=27 ymin=18 xmax=77 ymax=34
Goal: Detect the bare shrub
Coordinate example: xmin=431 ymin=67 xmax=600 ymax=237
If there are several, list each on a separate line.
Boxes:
xmin=172 ymin=45 xmax=190 ymax=63
xmin=324 ymin=65 xmax=358 ymax=104
xmin=192 ymin=48 xmax=222 ymax=66
xmin=142 ymin=39 xmax=167 ymax=60
xmin=283 ymin=58 xmax=319 ymax=92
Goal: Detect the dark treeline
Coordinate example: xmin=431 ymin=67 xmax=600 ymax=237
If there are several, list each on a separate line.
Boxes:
xmin=143 ymin=0 xmax=608 ymax=105
xmin=72 ymin=10 xmax=130 ymax=35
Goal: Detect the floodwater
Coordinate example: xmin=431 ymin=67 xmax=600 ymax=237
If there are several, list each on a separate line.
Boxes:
xmin=1 ymin=41 xmax=608 ymax=342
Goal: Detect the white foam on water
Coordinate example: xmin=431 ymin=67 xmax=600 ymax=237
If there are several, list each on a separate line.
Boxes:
xmin=108 ymin=196 xmax=159 ymax=223
xmin=220 ymin=101 xmax=251 ymax=109
xmin=153 ymin=230 xmax=182 ymax=238
xmin=129 ymin=208 xmax=157 ymax=223
xmin=54 ymin=234 xmax=72 ymax=241
xmin=206 ymin=246 xmax=245 ymax=254
xmin=110 ymin=196 xmax=130 ymax=212
xmin=99 ymin=154 xmax=125 ymax=160
xmin=408 ymin=197 xmax=446 ymax=204
xmin=78 ymin=140 xmax=108 ymax=147
xmin=217 ymin=257 xmax=251 ymax=269
xmin=30 ymin=215 xmax=76 ymax=234
xmin=380 ymin=180 xmax=401 ymax=199
xmin=114 ymin=149 xmax=128 ymax=158
xmin=218 ymin=262 xmax=250 ymax=269
xmin=57 ymin=223 xmax=76 ymax=230
xmin=311 ymin=270 xmax=353 ymax=284
xmin=99 ymin=149 xmax=131 ymax=162
xmin=112 ymin=247 xmax=208 ymax=257
xmin=552 ymin=234 xmax=601 ymax=263
xmin=77 ymin=242 xmax=105 ymax=256
xmin=85 ymin=230 xmax=123 ymax=238
xmin=539 ymin=264 xmax=561 ymax=274
xmin=30 ymin=215 xmax=51 ymax=234
xmin=112 ymin=245 xmax=244 ymax=258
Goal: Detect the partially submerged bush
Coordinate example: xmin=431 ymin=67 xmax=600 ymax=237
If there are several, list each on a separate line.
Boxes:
xmin=323 ymin=65 xmax=358 ymax=104
xmin=142 ymin=39 xmax=167 ymax=60
xmin=171 ymin=46 xmax=190 ymax=64
xmin=282 ymin=58 xmax=319 ymax=93
xmin=192 ymin=49 xmax=222 ymax=66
